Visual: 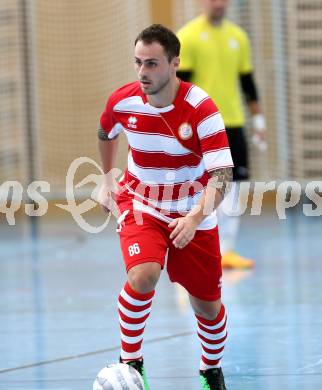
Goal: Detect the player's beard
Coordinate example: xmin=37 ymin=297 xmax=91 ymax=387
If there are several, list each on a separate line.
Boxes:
xmin=141 ymin=74 xmax=171 ymax=96
xmin=209 ymin=8 xmax=226 ymax=24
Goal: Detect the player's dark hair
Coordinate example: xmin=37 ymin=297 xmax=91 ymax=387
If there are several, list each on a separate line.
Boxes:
xmin=135 ymin=24 xmax=180 ymax=62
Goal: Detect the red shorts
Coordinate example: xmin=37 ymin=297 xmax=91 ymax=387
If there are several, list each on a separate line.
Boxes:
xmin=116 ymin=198 xmax=222 ymax=301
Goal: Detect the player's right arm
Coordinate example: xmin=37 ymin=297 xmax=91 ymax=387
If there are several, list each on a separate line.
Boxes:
xmin=97 ymin=94 xmax=123 ymax=213
xmin=98 ymin=136 xmax=119 ymax=175
xmin=97 ymin=137 xmax=120 ymax=214
xmin=176 ymin=27 xmax=194 ymax=82
xmin=176 ymin=70 xmax=193 ymax=82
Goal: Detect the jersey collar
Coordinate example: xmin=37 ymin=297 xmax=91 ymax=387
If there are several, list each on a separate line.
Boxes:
xmin=141 ymin=79 xmax=184 ymax=113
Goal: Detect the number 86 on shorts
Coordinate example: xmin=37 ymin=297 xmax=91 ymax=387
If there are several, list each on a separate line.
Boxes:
xmin=128 ymin=243 xmax=141 ymax=257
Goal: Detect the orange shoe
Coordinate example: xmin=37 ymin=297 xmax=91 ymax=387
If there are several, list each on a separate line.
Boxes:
xmin=221 ymin=251 xmax=254 ymax=269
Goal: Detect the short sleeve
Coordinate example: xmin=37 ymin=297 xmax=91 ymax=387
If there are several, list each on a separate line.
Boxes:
xmin=177 ymin=28 xmax=195 ymax=72
xmin=99 ymin=94 xmax=123 ymax=140
xmin=239 ymin=30 xmax=253 ymax=75
xmin=196 ymin=98 xmax=234 ymax=172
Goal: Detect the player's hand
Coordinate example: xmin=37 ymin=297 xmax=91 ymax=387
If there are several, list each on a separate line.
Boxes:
xmin=96 ymin=182 xmax=119 ymax=216
xmin=168 ymin=216 xmax=199 ymax=249
xmin=252 ymin=130 xmax=267 ymax=151
xmin=252 ymin=114 xmax=267 ymax=151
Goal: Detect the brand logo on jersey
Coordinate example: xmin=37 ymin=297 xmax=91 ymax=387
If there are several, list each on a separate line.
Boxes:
xmin=200 ymin=31 xmax=209 ymax=41
xmin=178 ymin=123 xmax=193 ymax=140
xmin=127 ymin=116 xmax=137 ymax=129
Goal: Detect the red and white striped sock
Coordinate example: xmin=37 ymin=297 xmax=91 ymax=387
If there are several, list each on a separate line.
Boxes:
xmin=196 ymin=304 xmax=228 ymax=371
xmin=118 ymin=281 xmax=154 ymax=362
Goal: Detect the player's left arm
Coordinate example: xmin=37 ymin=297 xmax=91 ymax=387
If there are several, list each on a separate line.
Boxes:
xmin=187 ymin=166 xmax=233 ymax=223
xmin=169 ymin=98 xmax=233 ymax=248
xmin=169 ymin=167 xmax=233 ymax=249
xmin=239 ymin=31 xmax=267 ymax=149
xmin=240 ymin=72 xmax=267 ymax=150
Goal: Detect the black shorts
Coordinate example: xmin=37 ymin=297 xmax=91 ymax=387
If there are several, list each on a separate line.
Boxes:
xmin=226 ymin=127 xmax=249 ymax=181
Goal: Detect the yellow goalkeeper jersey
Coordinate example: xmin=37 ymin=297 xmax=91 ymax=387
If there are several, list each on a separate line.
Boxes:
xmin=177 ymin=16 xmax=253 ymax=127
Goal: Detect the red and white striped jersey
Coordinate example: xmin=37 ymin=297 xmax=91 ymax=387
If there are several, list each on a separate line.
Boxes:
xmin=100 ymin=80 xmax=233 ymax=229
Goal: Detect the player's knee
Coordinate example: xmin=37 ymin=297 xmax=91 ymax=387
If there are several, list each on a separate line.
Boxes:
xmin=128 ymin=263 xmax=161 ymax=293
xmin=191 ymin=298 xmax=222 ymax=320
xmin=196 ymin=304 xmax=221 ymax=320
xmin=128 ymin=273 xmax=158 ymax=293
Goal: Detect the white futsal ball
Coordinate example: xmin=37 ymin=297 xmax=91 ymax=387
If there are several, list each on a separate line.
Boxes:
xmin=93 ymin=363 xmax=144 ymax=390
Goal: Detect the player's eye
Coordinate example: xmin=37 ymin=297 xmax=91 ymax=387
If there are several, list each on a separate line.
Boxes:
xmin=146 ymin=61 xmax=157 ymax=68
xmin=134 ymin=59 xmax=142 ymax=66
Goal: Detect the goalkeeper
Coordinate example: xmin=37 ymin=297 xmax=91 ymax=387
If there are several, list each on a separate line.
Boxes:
xmin=177 ymin=0 xmax=267 ymax=269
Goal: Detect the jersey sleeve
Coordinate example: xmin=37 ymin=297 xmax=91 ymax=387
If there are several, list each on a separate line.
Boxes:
xmin=238 ymin=30 xmax=253 ymax=75
xmin=99 ymin=94 xmax=123 ymax=140
xmin=177 ymin=28 xmax=195 ymax=72
xmin=196 ymin=99 xmax=234 ymax=172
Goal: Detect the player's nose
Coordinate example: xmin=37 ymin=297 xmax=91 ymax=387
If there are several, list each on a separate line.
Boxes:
xmin=138 ymin=64 xmax=147 ymax=79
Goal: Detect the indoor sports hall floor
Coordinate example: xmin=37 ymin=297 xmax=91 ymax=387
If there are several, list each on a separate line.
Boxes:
xmin=1 ymin=205 xmax=322 ymax=389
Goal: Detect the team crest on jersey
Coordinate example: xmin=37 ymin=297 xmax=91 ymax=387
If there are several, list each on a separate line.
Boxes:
xmin=229 ymin=38 xmax=239 ymax=49
xmin=178 ymin=123 xmax=193 ymax=140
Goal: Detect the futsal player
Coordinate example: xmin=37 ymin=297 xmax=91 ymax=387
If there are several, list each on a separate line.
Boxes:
xmin=98 ymin=24 xmax=233 ymax=390
xmin=177 ymin=0 xmax=267 ymax=269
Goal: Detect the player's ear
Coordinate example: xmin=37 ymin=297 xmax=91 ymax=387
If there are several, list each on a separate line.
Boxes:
xmin=172 ymin=56 xmax=180 ymax=70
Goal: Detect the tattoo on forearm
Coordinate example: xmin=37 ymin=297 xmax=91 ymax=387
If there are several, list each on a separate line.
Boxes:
xmin=208 ymin=167 xmax=233 ymax=199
